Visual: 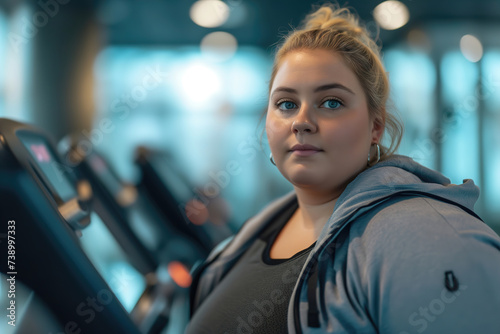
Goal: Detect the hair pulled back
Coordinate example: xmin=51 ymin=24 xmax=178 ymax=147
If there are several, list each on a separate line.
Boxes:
xmin=268 ymin=4 xmax=403 ymax=159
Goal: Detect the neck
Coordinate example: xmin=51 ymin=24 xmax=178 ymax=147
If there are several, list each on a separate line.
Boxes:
xmin=292 ymin=187 xmax=340 ymax=238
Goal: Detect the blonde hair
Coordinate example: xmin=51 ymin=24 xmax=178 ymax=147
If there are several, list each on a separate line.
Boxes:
xmin=267 ymin=4 xmax=403 ymax=160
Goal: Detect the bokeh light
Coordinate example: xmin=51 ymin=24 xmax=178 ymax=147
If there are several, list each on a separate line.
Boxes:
xmin=167 ymin=261 xmax=192 ymax=288
xmin=201 ymin=31 xmax=238 ymax=62
xmin=185 ymin=199 xmax=209 ymax=225
xmin=190 ymin=0 xmax=229 ymax=28
xmin=373 ymin=1 xmax=410 ymax=30
xmin=460 ymin=34 xmax=483 ymax=62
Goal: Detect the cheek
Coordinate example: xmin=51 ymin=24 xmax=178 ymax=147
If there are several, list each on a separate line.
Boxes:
xmin=265 ymin=114 xmax=287 ymax=144
xmin=326 ymin=114 xmax=371 ymax=150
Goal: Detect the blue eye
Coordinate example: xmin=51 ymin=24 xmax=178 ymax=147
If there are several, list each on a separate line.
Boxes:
xmin=277 ymin=100 xmax=297 ymax=111
xmin=321 ymin=99 xmax=342 ymax=109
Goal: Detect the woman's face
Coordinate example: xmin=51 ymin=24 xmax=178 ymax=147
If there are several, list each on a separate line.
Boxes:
xmin=266 ymin=49 xmax=383 ymax=194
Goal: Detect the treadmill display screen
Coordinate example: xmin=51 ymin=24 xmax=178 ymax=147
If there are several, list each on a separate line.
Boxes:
xmin=17 ymin=132 xmax=77 ymax=202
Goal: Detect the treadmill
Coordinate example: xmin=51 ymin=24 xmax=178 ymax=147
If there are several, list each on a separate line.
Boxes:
xmin=0 ymin=118 xmax=139 ymax=333
xmin=0 ymin=118 xmax=191 ymax=333
xmin=134 ymin=147 xmax=234 ymax=253
xmin=58 ymin=136 xmax=209 ymax=269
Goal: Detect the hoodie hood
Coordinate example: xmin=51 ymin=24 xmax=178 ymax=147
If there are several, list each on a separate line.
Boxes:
xmin=314 ymin=154 xmax=480 ymax=248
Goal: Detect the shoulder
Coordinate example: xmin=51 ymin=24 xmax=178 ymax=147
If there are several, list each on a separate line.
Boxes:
xmin=352 ymin=195 xmax=498 ymax=250
xmin=346 ymin=196 xmax=500 ymax=332
xmin=344 ymin=193 xmax=500 ymax=289
xmin=348 ymin=195 xmax=500 ymax=272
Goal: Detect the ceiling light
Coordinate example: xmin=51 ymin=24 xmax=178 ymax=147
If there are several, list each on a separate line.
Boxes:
xmin=373 ymin=1 xmax=410 ymax=30
xmin=201 ymin=31 xmax=238 ymax=62
xmin=460 ymin=34 xmax=483 ymax=63
xmin=190 ymin=0 xmax=230 ymax=28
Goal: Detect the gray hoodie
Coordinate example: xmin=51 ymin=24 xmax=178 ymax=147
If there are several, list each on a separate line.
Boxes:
xmin=189 ymin=155 xmax=500 ymax=333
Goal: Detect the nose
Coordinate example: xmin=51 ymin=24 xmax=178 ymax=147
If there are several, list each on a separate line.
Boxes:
xmin=291 ymin=105 xmax=317 ymax=134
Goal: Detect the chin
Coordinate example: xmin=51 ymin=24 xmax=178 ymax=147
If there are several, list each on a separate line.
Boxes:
xmin=284 ymin=169 xmax=324 ymax=188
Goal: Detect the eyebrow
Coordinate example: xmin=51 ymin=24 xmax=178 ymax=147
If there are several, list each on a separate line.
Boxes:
xmin=271 ymin=83 xmax=355 ymax=97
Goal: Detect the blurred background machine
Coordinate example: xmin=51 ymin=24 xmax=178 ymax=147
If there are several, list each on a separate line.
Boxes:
xmin=0 ymin=118 xmax=141 ymax=333
xmin=0 ymin=118 xmax=212 ymax=333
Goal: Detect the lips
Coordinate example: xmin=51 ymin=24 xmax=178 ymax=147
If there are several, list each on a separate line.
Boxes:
xmin=290 ymin=144 xmax=322 ymax=151
xmin=289 ymin=144 xmax=323 ymax=157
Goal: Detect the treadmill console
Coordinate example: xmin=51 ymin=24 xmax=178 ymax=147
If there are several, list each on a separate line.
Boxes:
xmin=17 ymin=132 xmax=78 ymax=203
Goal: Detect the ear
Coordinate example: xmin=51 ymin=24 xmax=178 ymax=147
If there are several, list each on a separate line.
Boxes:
xmin=371 ymin=114 xmax=385 ymax=143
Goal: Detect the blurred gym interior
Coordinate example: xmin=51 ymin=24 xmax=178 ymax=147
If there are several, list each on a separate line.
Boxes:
xmin=0 ymin=0 xmax=499 ymax=333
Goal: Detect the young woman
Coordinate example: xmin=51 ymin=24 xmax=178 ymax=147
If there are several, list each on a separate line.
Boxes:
xmin=186 ymin=4 xmax=500 ymax=333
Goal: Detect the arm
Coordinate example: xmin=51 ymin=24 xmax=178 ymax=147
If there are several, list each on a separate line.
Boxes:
xmin=359 ymin=197 xmax=500 ymax=334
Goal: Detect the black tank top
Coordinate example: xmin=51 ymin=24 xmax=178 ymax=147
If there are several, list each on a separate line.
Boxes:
xmin=186 ymin=199 xmax=315 ymax=334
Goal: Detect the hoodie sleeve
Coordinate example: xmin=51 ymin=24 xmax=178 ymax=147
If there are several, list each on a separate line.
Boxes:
xmin=353 ymin=196 xmax=500 ymax=334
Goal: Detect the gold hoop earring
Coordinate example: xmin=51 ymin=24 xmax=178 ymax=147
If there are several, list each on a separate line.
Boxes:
xmin=367 ymin=143 xmax=380 ymax=166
